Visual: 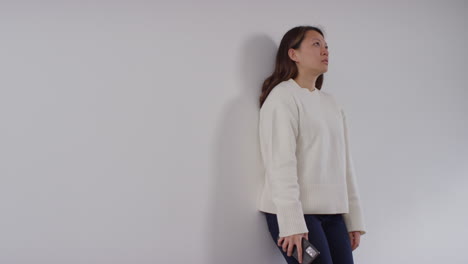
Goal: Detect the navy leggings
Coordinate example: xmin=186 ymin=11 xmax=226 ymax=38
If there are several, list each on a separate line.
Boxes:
xmin=264 ymin=212 xmax=354 ymax=264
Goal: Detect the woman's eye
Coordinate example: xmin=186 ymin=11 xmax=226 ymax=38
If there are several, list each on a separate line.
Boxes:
xmin=313 ymin=42 xmax=320 ymax=46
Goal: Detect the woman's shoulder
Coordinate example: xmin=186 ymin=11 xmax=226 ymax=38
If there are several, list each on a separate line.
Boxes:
xmin=270 ymin=79 xmax=296 ymax=97
xmin=262 ymin=80 xmax=297 ymax=106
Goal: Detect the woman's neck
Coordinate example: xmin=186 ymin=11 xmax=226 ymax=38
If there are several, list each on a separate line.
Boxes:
xmin=293 ymin=73 xmax=319 ymax=92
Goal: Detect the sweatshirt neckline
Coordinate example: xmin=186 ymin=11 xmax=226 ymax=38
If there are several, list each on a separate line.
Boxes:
xmin=289 ymin=78 xmax=319 ymax=94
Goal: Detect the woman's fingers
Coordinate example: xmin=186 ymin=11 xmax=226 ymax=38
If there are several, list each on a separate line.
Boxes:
xmin=278 ymin=234 xmax=307 ymax=263
xmin=348 ymin=231 xmax=361 ymax=250
xmin=296 ymin=237 xmax=303 ymax=263
xmin=282 ymin=238 xmax=288 ymax=252
xmin=354 ymin=232 xmax=361 ymax=249
xmin=287 ymin=239 xmax=294 ymax=257
xmin=349 ymin=232 xmax=356 ymax=250
xmin=277 ymin=237 xmax=284 ymax=247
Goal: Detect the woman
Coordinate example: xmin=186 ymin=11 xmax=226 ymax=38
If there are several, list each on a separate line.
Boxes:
xmin=257 ymin=26 xmax=366 ymax=264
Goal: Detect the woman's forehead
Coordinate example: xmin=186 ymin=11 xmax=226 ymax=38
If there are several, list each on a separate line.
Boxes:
xmin=305 ymin=31 xmax=327 ymax=43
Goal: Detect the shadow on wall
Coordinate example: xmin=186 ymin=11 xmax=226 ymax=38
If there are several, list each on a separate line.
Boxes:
xmin=205 ymin=34 xmax=285 ymax=264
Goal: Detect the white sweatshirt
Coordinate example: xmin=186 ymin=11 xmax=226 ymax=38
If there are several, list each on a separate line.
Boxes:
xmin=257 ymin=78 xmax=366 ymax=237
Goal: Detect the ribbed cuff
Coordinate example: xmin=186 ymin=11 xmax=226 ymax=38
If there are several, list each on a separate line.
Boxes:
xmin=343 ymin=207 xmax=366 ymax=235
xmin=276 ymin=203 xmax=308 ymax=237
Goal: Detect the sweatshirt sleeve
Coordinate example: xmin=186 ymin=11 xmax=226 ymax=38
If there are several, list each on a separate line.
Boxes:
xmin=340 ymin=108 xmax=367 ymax=235
xmin=259 ymin=91 xmax=308 ymax=237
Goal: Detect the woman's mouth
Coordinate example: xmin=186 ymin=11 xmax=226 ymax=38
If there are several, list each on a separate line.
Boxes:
xmin=322 ymin=59 xmax=328 ymax=65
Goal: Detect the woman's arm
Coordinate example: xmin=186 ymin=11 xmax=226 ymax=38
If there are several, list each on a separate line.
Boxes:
xmin=340 ymin=108 xmax=367 ymax=236
xmin=259 ymin=90 xmax=308 ymax=237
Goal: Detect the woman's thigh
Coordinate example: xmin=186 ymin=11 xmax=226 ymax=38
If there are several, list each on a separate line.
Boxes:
xmin=304 ymin=215 xmax=334 ymax=264
xmin=321 ymin=214 xmax=354 ymax=264
xmin=264 ymin=213 xmax=333 ymax=264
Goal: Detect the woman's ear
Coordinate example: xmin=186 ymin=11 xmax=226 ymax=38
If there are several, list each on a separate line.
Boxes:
xmin=288 ymin=48 xmax=298 ymax=62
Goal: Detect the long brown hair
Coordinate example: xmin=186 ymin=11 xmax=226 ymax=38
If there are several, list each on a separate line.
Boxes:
xmin=259 ymin=26 xmax=325 ymax=108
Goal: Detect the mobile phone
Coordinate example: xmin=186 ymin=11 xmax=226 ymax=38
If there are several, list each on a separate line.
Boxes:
xmin=292 ymin=237 xmax=320 ymax=264
xmin=293 ymin=237 xmax=320 ymax=264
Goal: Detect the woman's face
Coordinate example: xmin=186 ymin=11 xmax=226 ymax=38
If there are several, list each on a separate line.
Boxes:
xmin=289 ymin=30 xmax=329 ymax=75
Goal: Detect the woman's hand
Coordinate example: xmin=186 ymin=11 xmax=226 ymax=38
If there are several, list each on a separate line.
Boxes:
xmin=277 ymin=233 xmax=308 ymax=263
xmin=349 ymin=231 xmax=361 ymax=250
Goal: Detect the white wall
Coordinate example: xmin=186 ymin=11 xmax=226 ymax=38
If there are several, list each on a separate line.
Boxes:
xmin=1 ymin=1 xmax=467 ymax=263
